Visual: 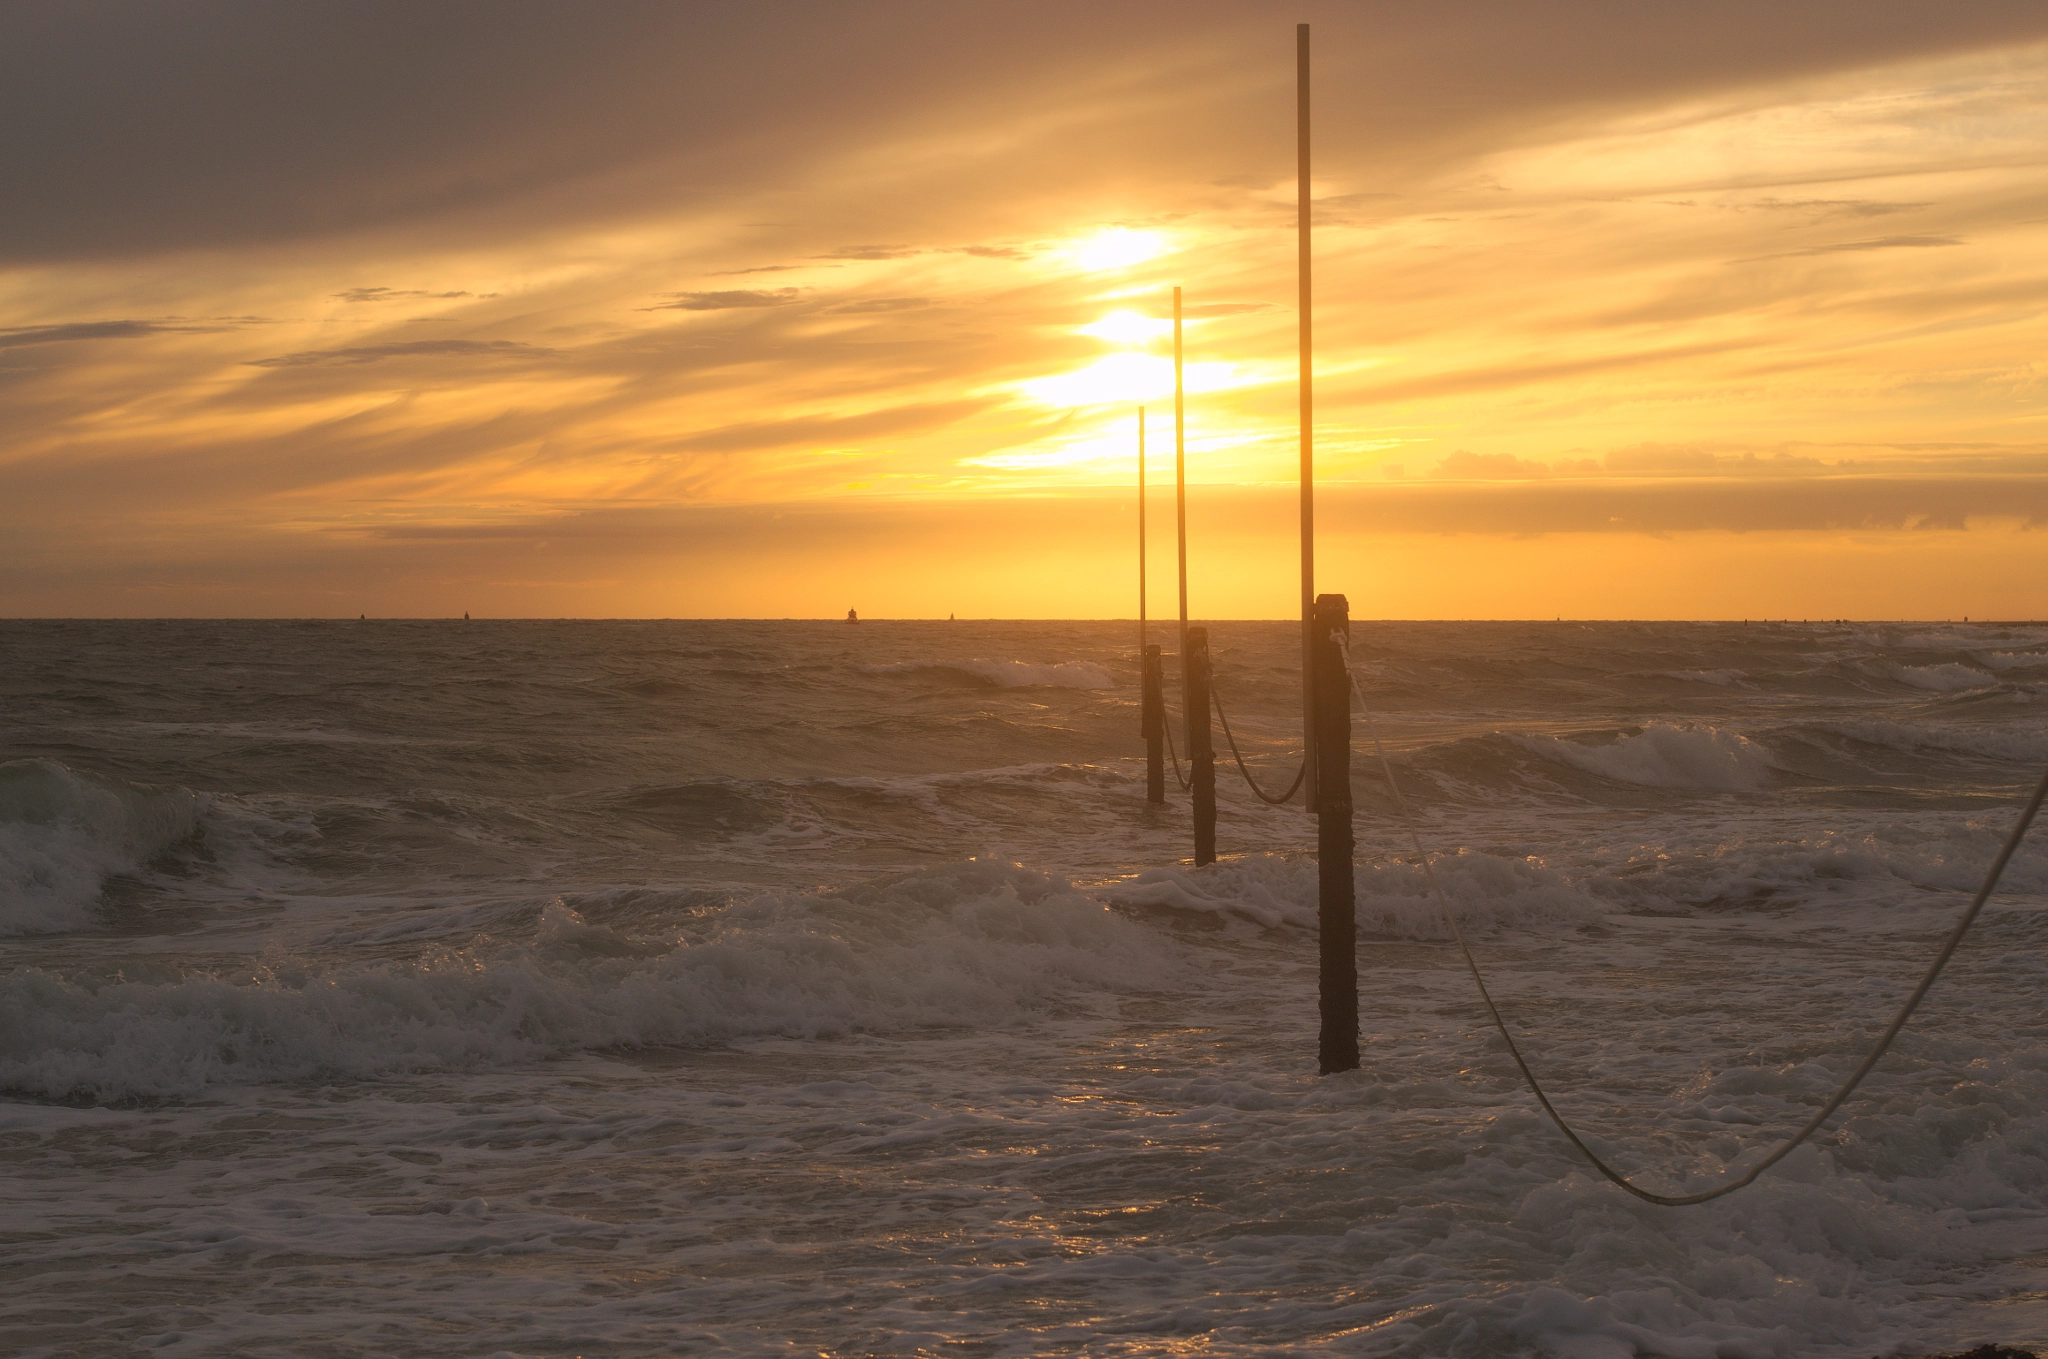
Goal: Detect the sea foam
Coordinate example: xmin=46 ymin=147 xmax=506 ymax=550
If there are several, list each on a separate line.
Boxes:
xmin=1516 ymin=723 xmax=1775 ymax=791
xmin=0 ymin=759 xmax=203 ymax=936
xmin=1889 ymin=662 xmax=1999 ymax=692
xmin=1102 ymin=850 xmax=1603 ymax=937
xmin=0 ymin=859 xmax=1172 ymax=1099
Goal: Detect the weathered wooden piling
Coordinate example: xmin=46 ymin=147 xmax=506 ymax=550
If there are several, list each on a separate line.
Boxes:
xmin=1312 ymin=592 xmax=1358 ymax=1073
xmin=1142 ymin=643 xmax=1166 ymax=804
xmin=1186 ymin=626 xmax=1216 ymax=865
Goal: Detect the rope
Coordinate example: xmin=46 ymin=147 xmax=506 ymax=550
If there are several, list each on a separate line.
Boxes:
xmin=1161 ymin=705 xmax=1192 ymax=791
xmin=1211 ymin=690 xmax=1306 ymax=805
xmin=1343 ymin=643 xmax=2048 ymax=1207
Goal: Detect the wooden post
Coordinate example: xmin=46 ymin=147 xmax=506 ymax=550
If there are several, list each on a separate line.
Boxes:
xmin=1142 ymin=643 xmax=1165 ymax=804
xmin=1187 ymin=625 xmax=1216 ymax=865
xmin=1313 ymin=592 xmax=1358 ymax=1074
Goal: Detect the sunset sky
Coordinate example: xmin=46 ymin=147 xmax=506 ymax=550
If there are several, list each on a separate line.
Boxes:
xmin=10 ymin=1 xmax=2048 ymax=618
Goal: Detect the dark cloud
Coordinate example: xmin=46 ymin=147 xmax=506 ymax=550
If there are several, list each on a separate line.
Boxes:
xmin=333 ymin=286 xmax=489 ymax=302
xmin=247 ymin=340 xmax=557 ymax=368
xmin=11 ymin=2 xmax=2045 ymax=264
xmin=955 ymin=244 xmax=1033 ymax=259
xmin=0 ymin=320 xmax=223 ymax=348
xmin=1749 ymin=197 xmax=1931 ymax=218
xmin=1774 ymin=234 xmax=1964 ymax=257
xmin=712 ymin=265 xmax=803 ymax=275
xmin=643 ymin=289 xmax=801 ymax=311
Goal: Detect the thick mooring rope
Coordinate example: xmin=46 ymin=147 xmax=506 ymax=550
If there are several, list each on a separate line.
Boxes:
xmin=1162 ymin=708 xmax=1193 ymax=791
xmin=1345 ymin=650 xmax=2048 ymax=1206
xmin=1212 ymin=690 xmax=1306 ymax=805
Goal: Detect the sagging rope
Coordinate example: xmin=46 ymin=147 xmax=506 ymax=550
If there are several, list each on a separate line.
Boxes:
xmin=1161 ymin=706 xmax=1192 ymax=791
xmin=1212 ymin=690 xmax=1306 ymax=805
xmin=1343 ymin=642 xmax=2048 ymax=1206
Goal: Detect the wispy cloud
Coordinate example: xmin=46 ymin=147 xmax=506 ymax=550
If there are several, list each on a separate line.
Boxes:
xmin=9 ymin=6 xmax=2048 ymax=614
xmin=0 ymin=320 xmax=223 ymax=348
xmin=247 ymin=340 xmax=556 ymax=368
xmin=641 ymin=288 xmax=802 ymax=311
xmin=665 ymin=399 xmax=991 ymax=454
xmin=826 ymin=297 xmax=930 ymax=314
xmin=1757 ymin=234 xmax=1964 ymax=259
xmin=814 ymin=245 xmax=921 ymax=261
xmin=332 ymin=286 xmax=495 ymax=302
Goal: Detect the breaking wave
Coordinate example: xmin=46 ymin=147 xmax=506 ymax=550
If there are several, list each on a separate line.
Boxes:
xmin=0 ymin=859 xmax=1172 ymax=1100
xmin=1514 ymin=723 xmax=1776 ymax=791
xmin=0 ymin=759 xmax=204 ymax=936
xmin=1888 ymin=662 xmax=1998 ymax=692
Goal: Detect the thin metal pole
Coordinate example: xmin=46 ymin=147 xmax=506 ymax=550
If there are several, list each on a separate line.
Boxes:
xmin=1138 ymin=406 xmax=1147 ymax=655
xmin=1174 ymin=287 xmax=1188 ymax=664
xmin=1297 ymin=21 xmax=1318 ymax=814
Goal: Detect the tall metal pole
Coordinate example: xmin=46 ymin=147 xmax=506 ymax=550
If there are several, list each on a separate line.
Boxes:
xmin=1138 ymin=405 xmax=1147 ymax=655
xmin=1174 ymin=287 xmax=1188 ymax=666
xmin=1298 ymin=21 xmax=1319 ymax=814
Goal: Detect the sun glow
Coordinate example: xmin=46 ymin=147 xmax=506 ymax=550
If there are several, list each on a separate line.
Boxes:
xmin=1065 ymin=228 xmax=1167 ymax=272
xmin=1017 ymin=353 xmax=1174 ymax=407
xmin=1014 ymin=356 xmax=1240 ymax=408
xmin=1077 ymin=309 xmax=1172 ymax=344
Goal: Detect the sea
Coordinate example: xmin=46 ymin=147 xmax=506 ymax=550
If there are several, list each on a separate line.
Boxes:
xmin=5 ymin=617 xmax=2048 ymax=1359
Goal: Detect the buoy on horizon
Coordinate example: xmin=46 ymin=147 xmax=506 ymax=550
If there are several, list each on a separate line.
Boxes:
xmin=846 ymin=608 xmax=859 ymax=623
xmin=463 ymin=611 xmax=470 ymax=620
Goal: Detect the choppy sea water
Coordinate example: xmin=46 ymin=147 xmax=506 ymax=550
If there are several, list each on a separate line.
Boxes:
xmin=5 ymin=618 xmax=2048 ymax=1358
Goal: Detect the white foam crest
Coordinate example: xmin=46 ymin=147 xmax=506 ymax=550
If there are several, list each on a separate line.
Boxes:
xmin=1576 ymin=814 xmax=2048 ymax=908
xmin=1980 ymin=651 xmax=2048 ymax=671
xmin=1823 ymin=720 xmax=2048 ymax=765
xmin=862 ymin=658 xmax=1115 ymax=689
xmin=1516 ymin=723 xmax=1776 ymax=791
xmin=1889 ymin=662 xmax=1998 ymax=692
xmin=1846 ymin=815 xmax=2048 ymax=894
xmin=1099 ymin=850 xmax=1602 ymax=938
xmin=1852 ymin=625 xmax=2048 ymax=650
xmin=0 ymin=859 xmax=1175 ymax=1099
xmin=0 ymin=759 xmax=204 ymax=936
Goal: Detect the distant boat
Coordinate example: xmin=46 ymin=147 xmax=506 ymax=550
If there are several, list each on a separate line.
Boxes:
xmin=846 ymin=609 xmax=859 ymax=623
